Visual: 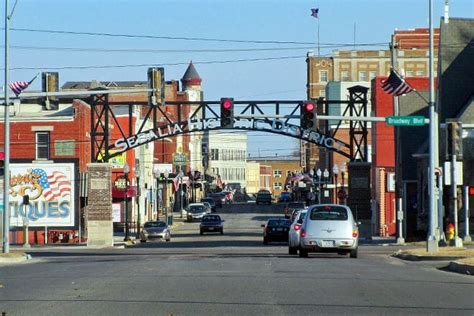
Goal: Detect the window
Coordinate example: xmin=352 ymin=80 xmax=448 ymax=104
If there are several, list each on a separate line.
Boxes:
xmin=274 ymin=170 xmax=282 ymax=177
xmin=358 ymin=71 xmax=367 ymax=81
xmin=416 ymin=71 xmax=424 ymax=77
xmin=405 ymin=71 xmax=414 ymax=77
xmin=273 ymin=182 xmax=282 ymax=189
xmin=369 ymin=71 xmax=377 ymax=80
xmin=319 ymin=70 xmax=328 ymax=83
xmin=310 ymin=206 xmax=348 ymax=221
xmin=210 ymin=149 xmax=219 ymax=161
xmin=341 ymin=71 xmax=350 ymax=81
xmin=36 ymin=132 xmax=50 ymax=160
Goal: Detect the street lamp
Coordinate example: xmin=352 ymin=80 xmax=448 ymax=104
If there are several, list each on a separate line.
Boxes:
xmin=332 ymin=164 xmax=339 ymax=204
xmin=135 ymin=164 xmax=141 ymax=239
xmin=316 ymin=168 xmax=322 ymax=204
xmin=123 ymin=163 xmax=130 ymax=241
xmin=323 ymin=169 xmax=329 ymax=204
xmin=163 ymin=169 xmax=169 ymax=224
xmin=340 ymin=162 xmax=347 ymax=205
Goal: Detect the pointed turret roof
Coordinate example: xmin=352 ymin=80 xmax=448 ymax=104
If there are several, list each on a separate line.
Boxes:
xmin=181 ymin=61 xmax=202 ymax=87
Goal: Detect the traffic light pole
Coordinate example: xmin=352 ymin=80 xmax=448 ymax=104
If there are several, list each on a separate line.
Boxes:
xmin=450 ymin=154 xmax=463 ymax=247
xmin=2 ymin=0 xmax=10 ymax=254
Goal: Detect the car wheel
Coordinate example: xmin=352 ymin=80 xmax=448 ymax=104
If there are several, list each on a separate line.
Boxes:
xmin=289 ymin=247 xmax=298 ymax=255
xmin=299 ymin=249 xmax=308 ymax=258
xmin=140 ymin=239 xmax=146 ymax=243
xmin=350 ymin=248 xmax=358 ymax=258
xmin=220 ymin=229 xmax=224 ymax=235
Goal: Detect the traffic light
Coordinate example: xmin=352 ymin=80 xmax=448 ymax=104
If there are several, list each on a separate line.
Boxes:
xmin=300 ymin=101 xmax=317 ymax=130
xmin=446 ymin=120 xmax=463 ymax=160
xmin=220 ymin=98 xmax=234 ymax=128
xmin=147 ymin=67 xmax=165 ymax=106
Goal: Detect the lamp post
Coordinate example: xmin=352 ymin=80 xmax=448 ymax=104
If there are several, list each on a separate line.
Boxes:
xmin=153 ymin=168 xmax=160 ymax=220
xmin=163 ymin=169 xmax=169 ymax=224
xmin=123 ymin=163 xmax=130 ymax=241
xmin=332 ymin=164 xmax=339 ymax=204
xmin=316 ymin=168 xmax=322 ymax=204
xmin=179 ymin=170 xmax=184 ymax=218
xmin=323 ymin=169 xmax=329 ymax=204
xmin=135 ymin=164 xmax=141 ymax=239
xmin=340 ymin=162 xmax=347 ymax=205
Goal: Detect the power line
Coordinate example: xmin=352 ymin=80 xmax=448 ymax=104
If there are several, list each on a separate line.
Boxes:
xmin=6 ymin=55 xmax=307 ymax=71
xmin=6 ymin=27 xmax=390 ymax=46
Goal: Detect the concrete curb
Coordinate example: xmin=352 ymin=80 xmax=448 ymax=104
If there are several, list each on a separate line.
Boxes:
xmin=392 ymin=251 xmax=465 ymax=261
xmin=448 ymin=261 xmax=474 ymax=275
xmin=0 ymin=253 xmax=32 ymax=264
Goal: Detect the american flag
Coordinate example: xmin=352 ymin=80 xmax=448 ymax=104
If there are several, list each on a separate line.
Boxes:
xmin=311 ymin=8 xmax=319 ymax=18
xmin=33 ymin=169 xmax=71 ymax=202
xmin=9 ymin=74 xmax=39 ymax=96
xmin=381 ymin=70 xmax=414 ymax=96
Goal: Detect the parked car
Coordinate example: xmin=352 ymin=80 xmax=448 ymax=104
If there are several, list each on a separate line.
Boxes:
xmin=288 ymin=210 xmax=308 ymax=255
xmin=261 ymin=218 xmax=292 ymax=244
xmin=278 ymin=191 xmax=292 ymax=202
xmin=256 ymin=189 xmax=272 ymax=205
xmin=284 ymin=202 xmax=306 ymax=219
xmin=298 ymin=204 xmax=359 ymax=258
xmin=139 ymin=221 xmax=171 ymax=242
xmin=201 ymin=197 xmax=217 ymax=212
xmin=186 ymin=203 xmax=208 ymax=222
xmin=200 ymin=214 xmax=224 ymax=235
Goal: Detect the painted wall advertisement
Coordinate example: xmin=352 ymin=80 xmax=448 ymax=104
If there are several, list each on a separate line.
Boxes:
xmin=9 ymin=163 xmax=75 ymax=227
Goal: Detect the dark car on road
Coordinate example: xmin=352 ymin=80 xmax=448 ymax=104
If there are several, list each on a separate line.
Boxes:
xmin=209 ymin=193 xmax=225 ymax=208
xmin=200 ymin=214 xmax=224 ymax=235
xmin=261 ymin=218 xmax=292 ymax=244
xmin=284 ymin=202 xmax=306 ymax=219
xmin=256 ymin=189 xmax=272 ymax=205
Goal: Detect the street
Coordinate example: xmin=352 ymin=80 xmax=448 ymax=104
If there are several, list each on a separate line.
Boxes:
xmin=1 ymin=203 xmax=474 ymax=316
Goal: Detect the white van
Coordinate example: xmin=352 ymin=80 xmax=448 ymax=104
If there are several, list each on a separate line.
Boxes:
xmin=299 ymin=204 xmax=359 ymax=258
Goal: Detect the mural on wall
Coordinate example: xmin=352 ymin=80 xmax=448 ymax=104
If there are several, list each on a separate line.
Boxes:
xmin=9 ymin=163 xmax=75 ymax=227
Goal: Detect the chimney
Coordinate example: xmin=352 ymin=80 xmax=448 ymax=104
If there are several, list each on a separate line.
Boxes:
xmin=42 ymin=72 xmax=59 ymax=110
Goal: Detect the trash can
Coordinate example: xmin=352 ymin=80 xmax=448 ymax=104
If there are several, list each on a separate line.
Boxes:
xmin=167 ymin=215 xmax=173 ymax=226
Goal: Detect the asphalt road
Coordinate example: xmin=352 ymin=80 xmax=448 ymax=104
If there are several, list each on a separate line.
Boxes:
xmin=1 ymin=203 xmax=474 ymax=316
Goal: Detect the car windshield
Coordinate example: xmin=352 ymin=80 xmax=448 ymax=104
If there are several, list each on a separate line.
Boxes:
xmin=189 ymin=205 xmax=205 ymax=212
xmin=267 ymin=219 xmax=291 ymax=227
xmin=298 ymin=212 xmax=307 ymax=220
xmin=144 ymin=221 xmax=166 ymax=228
xmin=202 ymin=216 xmax=221 ymax=222
xmin=310 ymin=206 xmax=348 ymax=221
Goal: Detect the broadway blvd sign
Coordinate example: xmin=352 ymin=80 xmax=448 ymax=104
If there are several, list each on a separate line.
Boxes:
xmin=386 ymin=116 xmax=427 ymax=126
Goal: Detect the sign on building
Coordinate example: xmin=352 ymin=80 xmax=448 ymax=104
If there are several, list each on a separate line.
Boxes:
xmin=9 ymin=163 xmax=75 ymax=227
xmin=173 ymin=153 xmax=187 ymax=166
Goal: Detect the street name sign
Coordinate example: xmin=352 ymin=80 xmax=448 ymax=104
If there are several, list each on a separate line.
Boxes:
xmin=173 ymin=153 xmax=186 ymax=166
xmin=385 ymin=116 xmax=426 ymax=126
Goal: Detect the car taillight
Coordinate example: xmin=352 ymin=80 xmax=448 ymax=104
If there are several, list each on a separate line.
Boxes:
xmin=294 ymin=224 xmax=301 ymax=231
xmin=300 ymin=229 xmax=306 ymax=238
xmin=352 ymin=230 xmax=358 ymax=238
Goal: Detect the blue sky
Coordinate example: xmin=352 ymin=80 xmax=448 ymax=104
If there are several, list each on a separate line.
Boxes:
xmin=2 ymin=0 xmax=473 ymax=157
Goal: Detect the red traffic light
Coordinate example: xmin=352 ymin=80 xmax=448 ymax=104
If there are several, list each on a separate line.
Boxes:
xmin=223 ymin=100 xmax=232 ymax=109
xmin=469 ymin=186 xmax=474 ymax=196
xmin=304 ymin=102 xmax=315 ymax=112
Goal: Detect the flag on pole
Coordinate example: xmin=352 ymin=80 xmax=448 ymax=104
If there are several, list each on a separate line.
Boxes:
xmin=381 ymin=70 xmax=414 ymax=96
xmin=311 ymin=8 xmax=319 ymax=18
xmin=9 ymin=73 xmax=39 ymax=96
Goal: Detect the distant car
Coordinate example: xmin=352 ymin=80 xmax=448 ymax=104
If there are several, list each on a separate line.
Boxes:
xmin=284 ymin=202 xmax=306 ymax=219
xmin=256 ymin=189 xmax=272 ymax=205
xmin=200 ymin=214 xmax=224 ymax=235
xmin=279 ymin=191 xmax=292 ymax=202
xmin=261 ymin=218 xmax=292 ymax=244
xmin=186 ymin=203 xmax=208 ymax=222
xmin=139 ymin=221 xmax=171 ymax=242
xmin=202 ymin=202 xmax=212 ymax=213
xmin=210 ymin=193 xmax=225 ymax=208
xmin=288 ymin=210 xmax=308 ymax=255
xmin=201 ymin=197 xmax=217 ymax=212
xmin=299 ymin=204 xmax=359 ymax=258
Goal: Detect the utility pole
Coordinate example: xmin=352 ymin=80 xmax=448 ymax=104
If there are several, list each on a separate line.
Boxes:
xmin=427 ymin=0 xmax=439 ymax=253
xmin=2 ymin=0 xmax=10 ymax=254
xmin=390 ymin=34 xmax=405 ymax=245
